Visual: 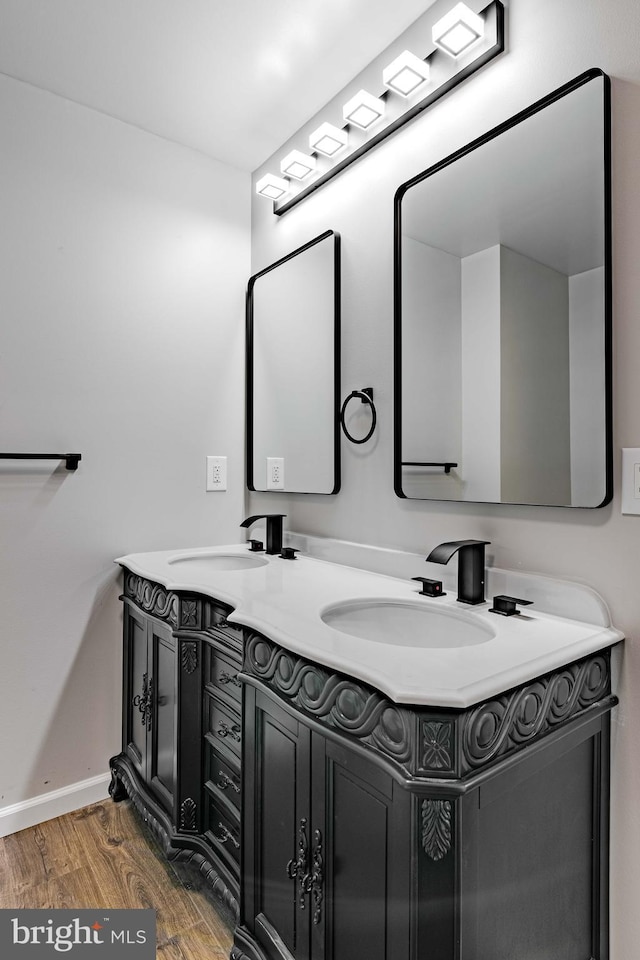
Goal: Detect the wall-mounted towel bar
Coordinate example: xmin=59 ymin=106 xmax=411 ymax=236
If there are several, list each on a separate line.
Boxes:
xmin=0 ymin=453 xmax=81 ymax=471
xmin=401 ymin=461 xmax=457 ymax=474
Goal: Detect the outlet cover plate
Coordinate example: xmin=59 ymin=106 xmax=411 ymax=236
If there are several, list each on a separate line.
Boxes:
xmin=266 ymin=457 xmax=285 ymax=490
xmin=206 ymin=456 xmax=227 ymax=491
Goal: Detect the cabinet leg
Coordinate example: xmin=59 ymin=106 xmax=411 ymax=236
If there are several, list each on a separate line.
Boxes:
xmin=108 ymin=764 xmax=127 ymax=803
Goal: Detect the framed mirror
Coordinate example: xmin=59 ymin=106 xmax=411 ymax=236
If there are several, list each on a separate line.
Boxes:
xmin=247 ymin=230 xmax=341 ymax=494
xmin=394 ymin=69 xmax=611 ymax=507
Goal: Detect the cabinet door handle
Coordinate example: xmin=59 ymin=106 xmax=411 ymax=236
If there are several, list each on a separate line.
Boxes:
xmin=219 ymin=671 xmax=242 ymax=687
xmin=218 ymin=772 xmax=241 ymax=794
xmin=309 ymin=829 xmax=324 ymax=925
xmin=216 ymin=720 xmax=241 ymax=742
xmin=214 ymin=823 xmax=239 ymax=849
xmin=132 ymin=673 xmax=153 ymax=731
xmin=286 ymin=817 xmax=310 ymax=909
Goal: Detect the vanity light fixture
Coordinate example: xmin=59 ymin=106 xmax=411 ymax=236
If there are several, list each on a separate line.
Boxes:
xmin=432 ymin=2 xmax=485 ymax=57
xmin=255 ymin=173 xmax=289 ymax=201
xmin=257 ymin=0 xmax=504 ymax=213
xmin=342 ymin=89 xmax=386 ymax=130
xmin=309 ymin=122 xmax=349 ymax=157
xmin=280 ymin=149 xmax=316 ymax=180
xmin=383 ymin=50 xmax=430 ymax=97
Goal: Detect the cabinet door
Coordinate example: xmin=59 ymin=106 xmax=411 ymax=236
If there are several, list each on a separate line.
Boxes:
xmin=123 ymin=604 xmax=150 ymax=782
xmin=311 ymin=735 xmax=411 ymax=960
xmin=242 ymin=686 xmax=311 ymax=960
xmin=148 ymin=619 xmax=177 ymax=815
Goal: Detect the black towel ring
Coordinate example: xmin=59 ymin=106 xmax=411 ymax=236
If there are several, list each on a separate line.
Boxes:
xmin=340 ymin=387 xmax=377 ymax=445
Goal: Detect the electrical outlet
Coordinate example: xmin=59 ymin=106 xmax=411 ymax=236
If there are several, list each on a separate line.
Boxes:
xmin=206 ymin=455 xmax=227 ymax=491
xmin=621 ymin=448 xmax=640 ymax=514
xmin=266 ymin=457 xmax=285 ymax=490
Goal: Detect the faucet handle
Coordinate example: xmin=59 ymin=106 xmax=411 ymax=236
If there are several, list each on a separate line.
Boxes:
xmin=280 ymin=547 xmax=299 ymax=560
xmin=412 ymin=577 xmax=446 ymax=598
xmin=247 ymin=538 xmax=264 ymax=552
xmin=489 ymin=595 xmax=533 ymax=617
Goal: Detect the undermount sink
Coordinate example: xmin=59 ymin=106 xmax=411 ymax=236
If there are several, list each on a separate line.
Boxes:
xmin=321 ymin=599 xmax=494 ymax=648
xmin=168 ymin=553 xmax=268 ymax=572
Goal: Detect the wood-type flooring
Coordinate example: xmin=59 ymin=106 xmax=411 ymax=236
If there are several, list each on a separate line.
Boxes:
xmin=0 ymin=799 xmax=233 ymax=959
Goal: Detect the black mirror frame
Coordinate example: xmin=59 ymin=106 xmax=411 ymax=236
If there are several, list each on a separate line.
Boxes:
xmin=393 ymin=68 xmax=612 ymax=508
xmin=246 ymin=229 xmax=341 ymax=495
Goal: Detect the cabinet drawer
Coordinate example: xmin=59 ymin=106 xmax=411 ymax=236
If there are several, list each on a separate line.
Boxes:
xmin=206 ymin=744 xmax=241 ymax=814
xmin=205 ymin=798 xmax=240 ymax=874
xmin=205 ymin=649 xmax=242 ymax=705
xmin=205 ymin=696 xmax=242 ymax=758
xmin=204 ymin=602 xmax=243 ymax=652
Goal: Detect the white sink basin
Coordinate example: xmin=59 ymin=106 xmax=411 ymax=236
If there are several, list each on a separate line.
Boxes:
xmin=321 ymin=599 xmax=494 ymax=648
xmin=168 ymin=553 xmax=268 ymax=573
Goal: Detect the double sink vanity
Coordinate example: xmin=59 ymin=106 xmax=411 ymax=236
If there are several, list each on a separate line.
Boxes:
xmin=110 ymin=56 xmax=618 ymax=960
xmin=109 ymin=533 xmax=622 ymax=960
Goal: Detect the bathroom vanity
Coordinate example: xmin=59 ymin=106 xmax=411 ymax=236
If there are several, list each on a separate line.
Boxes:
xmin=109 ymin=541 xmax=622 ymax=960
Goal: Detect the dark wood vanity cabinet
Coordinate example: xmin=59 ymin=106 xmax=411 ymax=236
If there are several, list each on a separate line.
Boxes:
xmin=109 ymin=571 xmax=242 ymax=922
xmin=240 ymin=687 xmax=411 ymax=960
xmin=233 ymin=632 xmax=617 ymax=960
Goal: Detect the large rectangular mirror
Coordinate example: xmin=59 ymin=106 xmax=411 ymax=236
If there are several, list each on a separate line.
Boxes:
xmin=247 ymin=230 xmax=340 ymax=494
xmin=394 ymin=69 xmax=611 ymax=507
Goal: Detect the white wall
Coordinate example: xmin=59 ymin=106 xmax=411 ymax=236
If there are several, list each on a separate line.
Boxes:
xmin=401 ymin=238 xmax=462 ymax=499
xmin=0 ymin=74 xmax=249 ymax=829
xmin=570 ymin=266 xmax=607 ymax=505
xmin=250 ymin=2 xmax=640 ymax=956
xmin=499 ymin=245 xmax=571 ymax=505
xmin=460 ymin=244 xmax=501 ymax=501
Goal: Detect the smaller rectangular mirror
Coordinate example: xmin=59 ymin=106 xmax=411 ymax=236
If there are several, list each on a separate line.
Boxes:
xmin=247 ymin=230 xmax=340 ymax=494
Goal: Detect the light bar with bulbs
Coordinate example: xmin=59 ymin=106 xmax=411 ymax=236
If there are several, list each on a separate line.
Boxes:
xmin=255 ymin=1 xmax=504 ymax=215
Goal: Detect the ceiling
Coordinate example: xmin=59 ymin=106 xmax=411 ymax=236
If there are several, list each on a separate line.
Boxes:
xmin=0 ymin=0 xmax=436 ymax=171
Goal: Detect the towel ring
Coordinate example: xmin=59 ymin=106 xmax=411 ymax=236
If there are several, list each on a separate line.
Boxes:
xmin=340 ymin=388 xmax=377 ymax=445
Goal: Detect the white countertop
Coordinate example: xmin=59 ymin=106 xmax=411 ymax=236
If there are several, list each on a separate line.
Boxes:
xmin=116 ymin=542 xmax=623 ymax=709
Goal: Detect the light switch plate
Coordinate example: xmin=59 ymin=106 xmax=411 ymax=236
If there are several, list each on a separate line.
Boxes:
xmin=621 ymin=448 xmax=640 ymax=514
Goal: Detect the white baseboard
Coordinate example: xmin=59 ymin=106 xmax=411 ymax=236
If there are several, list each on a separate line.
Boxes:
xmin=0 ymin=773 xmax=112 ymax=838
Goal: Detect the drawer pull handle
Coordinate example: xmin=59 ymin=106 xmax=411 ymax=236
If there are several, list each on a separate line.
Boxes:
xmin=215 ymin=823 xmax=239 ymax=849
xmin=219 ymin=671 xmax=242 ymax=688
xmin=218 ymin=772 xmax=240 ymax=794
xmin=286 ymin=818 xmax=310 ymax=910
xmin=217 ymin=720 xmax=241 ymax=743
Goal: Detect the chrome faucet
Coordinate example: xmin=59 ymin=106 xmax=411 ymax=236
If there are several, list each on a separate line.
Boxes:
xmin=240 ymin=514 xmax=286 ymax=556
xmin=425 ymin=539 xmax=490 ymax=605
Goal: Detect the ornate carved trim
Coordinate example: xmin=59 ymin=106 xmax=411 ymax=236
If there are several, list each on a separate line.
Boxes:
xmin=180 ymin=797 xmax=197 ymax=831
xmin=461 ymin=653 xmax=611 ymax=772
xmin=124 ymin=573 xmax=179 ymax=628
xmin=421 ymin=720 xmax=453 ymax=772
xmin=421 ymin=799 xmax=452 ymax=861
xmin=244 ymin=633 xmax=412 ymax=767
xmin=181 ymin=641 xmax=198 ymax=674
xmin=180 ymin=598 xmax=199 ymax=629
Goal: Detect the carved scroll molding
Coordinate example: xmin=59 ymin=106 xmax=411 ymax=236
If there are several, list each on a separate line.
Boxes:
xmin=421 ymin=799 xmax=452 ymax=861
xmin=180 ymin=797 xmax=197 ymax=831
xmin=245 ymin=633 xmax=413 ymax=767
xmin=461 ymin=653 xmax=610 ymax=772
xmin=125 ymin=573 xmax=179 ymax=628
xmin=181 ymin=641 xmax=198 ymax=674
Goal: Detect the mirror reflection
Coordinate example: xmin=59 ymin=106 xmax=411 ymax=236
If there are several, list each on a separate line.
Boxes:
xmin=394 ymin=70 xmax=611 ymax=507
xmin=247 ymin=230 xmax=340 ymax=494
